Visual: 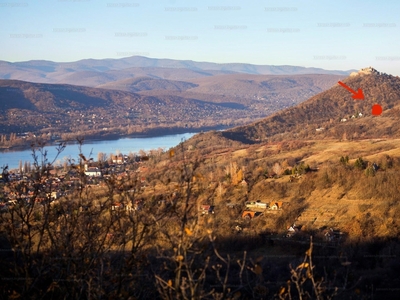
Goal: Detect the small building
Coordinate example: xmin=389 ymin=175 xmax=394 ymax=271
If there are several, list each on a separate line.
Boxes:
xmin=242 ymin=210 xmax=263 ymax=219
xmin=111 ymin=202 xmax=123 ymax=210
xmin=245 ymin=200 xmax=267 ymax=210
xmin=85 ymin=167 xmax=102 ymax=177
xmin=269 ymin=202 xmax=283 ymax=210
xmin=286 ymin=223 xmax=301 ymax=237
xmin=200 ymin=204 xmax=215 ymax=215
xmin=112 ymin=155 xmax=124 ymax=164
xmin=47 ymin=191 xmax=61 ymax=200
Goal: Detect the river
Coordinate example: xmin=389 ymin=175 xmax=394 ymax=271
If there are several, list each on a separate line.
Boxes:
xmin=0 ymin=132 xmax=196 ymax=171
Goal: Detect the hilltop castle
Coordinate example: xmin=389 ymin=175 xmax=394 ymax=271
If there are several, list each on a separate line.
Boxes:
xmin=350 ymin=66 xmax=386 ymax=76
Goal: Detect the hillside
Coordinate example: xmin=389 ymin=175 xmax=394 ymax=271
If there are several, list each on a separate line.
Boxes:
xmin=48 ymin=67 xmax=236 ymax=86
xmin=127 ymin=127 xmax=400 ymax=298
xmin=97 ymin=76 xmax=199 ymax=92
xmin=186 ymin=73 xmax=343 ymax=102
xmin=0 ymin=73 xmax=344 ymax=148
xmin=221 ymin=67 xmax=400 ymax=143
xmin=0 ymin=80 xmax=249 ymax=142
xmin=102 ymin=74 xmax=344 ymax=107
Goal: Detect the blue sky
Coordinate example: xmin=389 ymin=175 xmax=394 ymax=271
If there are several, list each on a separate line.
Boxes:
xmin=1 ymin=0 xmax=399 ymax=74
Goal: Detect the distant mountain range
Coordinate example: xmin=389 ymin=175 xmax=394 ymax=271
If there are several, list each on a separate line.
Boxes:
xmin=0 ymin=56 xmax=355 ymax=87
xmin=219 ymin=67 xmax=400 ymax=143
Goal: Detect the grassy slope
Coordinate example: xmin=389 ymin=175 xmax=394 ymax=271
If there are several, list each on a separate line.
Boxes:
xmin=153 ymin=137 xmax=400 ymax=241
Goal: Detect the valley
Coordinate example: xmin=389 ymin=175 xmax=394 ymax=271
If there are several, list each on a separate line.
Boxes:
xmin=0 ymin=72 xmax=344 ymax=150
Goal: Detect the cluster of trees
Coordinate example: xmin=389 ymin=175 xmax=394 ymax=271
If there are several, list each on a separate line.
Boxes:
xmin=0 ymin=133 xmax=18 ymax=147
xmin=17 ymin=160 xmax=32 ymax=174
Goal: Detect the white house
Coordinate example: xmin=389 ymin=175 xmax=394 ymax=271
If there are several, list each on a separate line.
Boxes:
xmin=85 ymin=167 xmax=102 ymax=177
xmin=112 ymin=155 xmax=125 ymax=164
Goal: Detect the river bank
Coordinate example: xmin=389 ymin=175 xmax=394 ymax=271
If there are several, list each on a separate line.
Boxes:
xmin=0 ymin=125 xmax=231 ymax=153
xmin=0 ymin=132 xmax=203 ymax=171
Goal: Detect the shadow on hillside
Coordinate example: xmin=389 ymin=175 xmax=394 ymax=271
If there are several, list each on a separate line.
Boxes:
xmin=50 ymin=88 xmax=110 ymax=107
xmin=1 ymin=231 xmax=400 ymax=299
xmin=212 ymin=230 xmax=400 ymax=299
xmin=0 ymin=88 xmax=37 ymax=110
xmin=221 ymin=131 xmax=256 ymax=144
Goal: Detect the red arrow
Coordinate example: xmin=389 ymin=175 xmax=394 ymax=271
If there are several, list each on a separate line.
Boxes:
xmin=338 ymin=81 xmax=364 ymax=100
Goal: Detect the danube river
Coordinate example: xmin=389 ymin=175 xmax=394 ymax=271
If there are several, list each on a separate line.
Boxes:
xmin=0 ymin=133 xmax=196 ymax=171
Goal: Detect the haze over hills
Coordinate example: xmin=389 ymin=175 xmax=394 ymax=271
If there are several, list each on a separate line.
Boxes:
xmin=97 ymin=76 xmax=199 ymax=93
xmin=99 ymin=73 xmax=344 ymax=105
xmin=35 ymin=67 xmax=236 ymax=86
xmin=0 ymin=56 xmax=355 ymax=87
xmin=219 ymin=67 xmax=400 ymax=143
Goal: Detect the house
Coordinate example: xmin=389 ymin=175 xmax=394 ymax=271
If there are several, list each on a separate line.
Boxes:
xmin=286 ymin=223 xmax=301 ymax=237
xmin=111 ymin=202 xmax=123 ymax=210
xmin=340 ymin=118 xmax=347 ymax=122
xmin=47 ymin=191 xmax=61 ymax=200
xmin=245 ymin=200 xmax=267 ymax=210
xmin=112 ymin=155 xmax=124 ymax=164
xmin=269 ymin=202 xmax=283 ymax=210
xmin=84 ymin=167 xmax=102 ymax=177
xmin=315 ymin=127 xmax=325 ymax=132
xmin=242 ymin=210 xmax=263 ymax=219
xmin=200 ymin=204 xmax=215 ymax=214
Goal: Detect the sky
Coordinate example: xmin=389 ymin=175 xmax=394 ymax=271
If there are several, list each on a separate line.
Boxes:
xmin=1 ymin=0 xmax=400 ymax=75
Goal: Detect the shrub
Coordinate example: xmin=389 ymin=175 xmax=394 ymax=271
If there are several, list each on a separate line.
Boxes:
xmin=340 ymin=155 xmax=349 ymax=165
xmin=364 ymin=166 xmax=376 ymax=177
xmin=354 ymin=157 xmax=366 ymax=170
